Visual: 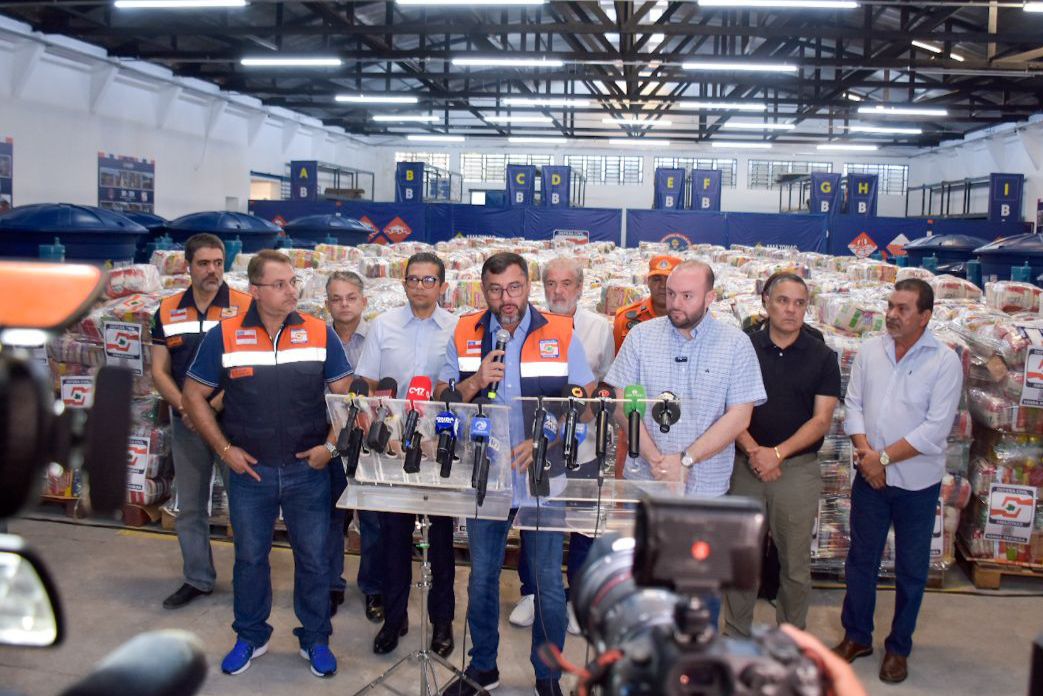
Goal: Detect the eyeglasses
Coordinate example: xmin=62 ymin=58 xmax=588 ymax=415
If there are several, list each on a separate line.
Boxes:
xmin=253 ymin=276 xmax=301 ymax=291
xmin=485 ymin=282 xmax=526 ymax=298
xmin=405 ymin=275 xmax=439 ymax=289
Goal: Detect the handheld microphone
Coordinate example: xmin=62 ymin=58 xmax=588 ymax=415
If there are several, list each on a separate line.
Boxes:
xmin=486 ymin=328 xmax=510 ymax=400
xmin=338 ymin=378 xmax=370 ymax=478
xmin=651 ymin=391 xmax=681 ymax=434
xmin=560 ymin=384 xmax=587 ymax=471
xmin=593 ymin=382 xmax=616 ymax=464
xmin=435 ymin=387 xmax=462 ymax=478
xmin=366 ymin=377 xmax=398 ymax=453
xmin=401 ymin=376 xmax=432 ymax=474
xmin=469 ymin=405 xmax=492 ymax=505
xmin=623 ymin=384 xmax=647 ymax=459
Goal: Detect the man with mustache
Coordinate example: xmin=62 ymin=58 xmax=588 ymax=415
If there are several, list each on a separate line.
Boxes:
xmin=151 ymin=233 xmax=251 ymax=610
xmin=834 ymin=279 xmax=962 ymax=685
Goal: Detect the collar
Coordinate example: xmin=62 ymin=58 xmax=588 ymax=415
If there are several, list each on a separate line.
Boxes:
xmin=179 ymin=281 xmax=231 ymax=310
xmin=331 ymin=317 xmax=368 ymax=341
xmin=752 ymin=322 xmax=811 ymax=352
xmin=671 ymin=310 xmax=715 ymax=342
xmin=886 ymin=328 xmax=938 ymax=360
xmin=240 ymin=300 xmax=304 ymax=330
xmin=403 ymin=303 xmax=454 ymax=330
xmin=474 ymin=303 xmax=545 ymax=336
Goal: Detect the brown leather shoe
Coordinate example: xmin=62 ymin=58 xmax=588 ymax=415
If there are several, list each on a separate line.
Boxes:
xmin=879 ymin=652 xmax=908 ymax=684
xmin=832 ymin=637 xmax=873 ymax=663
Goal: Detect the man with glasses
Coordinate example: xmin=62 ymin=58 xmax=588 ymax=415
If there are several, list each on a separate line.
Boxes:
xmin=436 ymin=252 xmax=595 ymax=696
xmin=183 ymin=249 xmax=352 ymax=679
xmin=324 ymin=271 xmax=384 ymax=623
xmin=353 ymin=252 xmax=459 ymax=658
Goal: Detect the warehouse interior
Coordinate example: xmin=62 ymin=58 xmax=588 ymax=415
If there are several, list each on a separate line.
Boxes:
xmin=1 ymin=2 xmax=1043 ymax=696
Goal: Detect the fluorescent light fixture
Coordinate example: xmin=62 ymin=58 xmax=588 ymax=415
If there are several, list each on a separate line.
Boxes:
xmin=698 ymin=0 xmax=857 ymax=7
xmin=845 ymin=92 xmax=863 ymax=101
xmin=372 ymin=114 xmax=441 ymax=123
xmin=452 ymin=57 xmax=563 ymax=68
xmin=503 ymin=97 xmax=590 ymax=108
xmin=406 ymin=134 xmax=465 ymax=143
xmin=911 ymin=40 xmax=943 ymax=54
xmin=711 ymin=141 xmax=773 ymax=149
xmin=115 ymin=0 xmax=245 ymax=7
xmin=676 ymin=101 xmax=766 ymax=111
xmin=602 ymin=117 xmax=673 ymax=126
xmin=817 ymin=143 xmax=879 ymax=151
xmin=720 ymin=122 xmax=795 ymax=131
xmin=508 ymin=136 xmax=568 ymax=144
xmin=847 ymin=125 xmax=923 ymax=135
xmin=858 ymin=104 xmax=948 ymax=117
xmin=608 ymin=138 xmax=671 ymax=147
xmin=240 ymin=56 xmax=342 ymax=67
xmin=336 ymin=94 xmax=419 ymax=105
xmin=485 ymin=114 xmax=553 ymax=124
xmin=683 ymin=61 xmax=798 ymax=73
xmin=1025 ymin=1 xmax=1043 ymax=11
xmin=398 ymin=0 xmax=543 ymax=5
xmin=950 ymin=52 xmax=965 ymax=62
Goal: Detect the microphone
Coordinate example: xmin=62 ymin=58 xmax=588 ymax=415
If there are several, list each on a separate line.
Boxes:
xmin=593 ymin=382 xmax=616 ymax=464
xmin=623 ymin=384 xmax=647 ymax=459
xmin=486 ymin=328 xmax=510 ymax=400
xmin=469 ymin=404 xmax=492 ymax=506
xmin=366 ymin=377 xmax=398 ymax=453
xmin=337 ymin=378 xmax=370 ymax=478
xmin=529 ymin=399 xmax=556 ymax=497
xmin=560 ymin=384 xmax=587 ymax=471
xmin=651 ymin=391 xmax=681 ymax=434
xmin=435 ymin=387 xmax=462 ymax=478
xmin=401 ymin=376 xmax=432 ymax=474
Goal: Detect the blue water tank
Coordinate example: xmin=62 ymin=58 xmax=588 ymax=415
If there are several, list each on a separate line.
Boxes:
xmin=283 ymin=214 xmax=371 ymax=247
xmin=974 ymin=233 xmax=1043 ymax=285
xmin=165 ymin=211 xmax=280 ymax=253
xmin=904 ymin=234 xmax=989 ymax=267
xmin=0 ymin=203 xmax=147 ymax=263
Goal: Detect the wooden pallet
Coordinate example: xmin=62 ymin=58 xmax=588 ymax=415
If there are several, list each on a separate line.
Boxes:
xmin=39 ymin=494 xmax=81 ymax=518
xmin=121 ymin=503 xmax=164 ymax=527
xmin=957 ymin=542 xmax=1043 ymax=590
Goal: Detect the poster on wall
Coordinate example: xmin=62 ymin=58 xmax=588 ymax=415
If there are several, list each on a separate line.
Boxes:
xmin=0 ymin=137 xmax=12 ymax=213
xmin=290 ymin=160 xmax=319 ymax=201
xmin=810 ymin=172 xmax=842 ymax=214
xmin=653 ymin=168 xmax=685 ymax=210
xmin=690 ymin=169 xmax=722 ymax=211
xmin=988 ymin=173 xmax=1024 ymax=223
xmin=98 ymin=153 xmax=155 ymax=214
xmin=846 ymin=173 xmax=879 ymax=217
xmin=506 ymin=164 xmax=537 ymax=207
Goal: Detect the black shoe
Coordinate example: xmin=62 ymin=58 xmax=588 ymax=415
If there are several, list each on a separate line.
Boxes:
xmin=440 ymin=666 xmax=500 ymax=696
xmin=373 ymin=620 xmax=408 ymax=654
xmin=534 ymin=679 xmax=563 ymax=696
xmin=330 ymin=590 xmax=345 ymax=617
xmin=430 ymin=621 xmax=454 ymax=658
xmin=162 ymin=583 xmax=211 ymax=610
xmin=365 ymin=593 xmax=385 ymax=623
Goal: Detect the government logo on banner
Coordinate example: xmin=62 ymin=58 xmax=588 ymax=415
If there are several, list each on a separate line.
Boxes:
xmin=847 ymin=232 xmax=877 ymax=258
xmin=661 ymin=233 xmax=691 ymax=251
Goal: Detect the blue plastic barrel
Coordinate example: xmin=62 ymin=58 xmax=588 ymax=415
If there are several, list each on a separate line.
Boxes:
xmin=975 ymin=233 xmax=1043 ymax=286
xmin=0 ymin=203 xmax=147 ymax=263
xmin=904 ymin=234 xmax=989 ymax=268
xmin=895 ymin=255 xmax=908 ymax=268
xmin=165 ymin=211 xmax=280 ymax=253
xmin=965 ymin=259 xmax=982 ymax=288
xmin=922 ymin=255 xmax=939 ymax=272
xmin=225 ymin=236 xmax=243 ymax=272
xmin=38 ymin=237 xmax=65 ymax=261
xmin=1011 ymin=261 xmax=1033 ymax=282
xmin=283 ymin=214 xmax=372 ymax=247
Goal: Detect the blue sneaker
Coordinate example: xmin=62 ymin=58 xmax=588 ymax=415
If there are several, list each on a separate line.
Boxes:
xmin=299 ymin=644 xmax=337 ymax=678
xmin=221 ymin=638 xmax=268 ymax=675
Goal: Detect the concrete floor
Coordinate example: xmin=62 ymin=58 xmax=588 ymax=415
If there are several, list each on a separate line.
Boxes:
xmin=1 ymin=517 xmax=1039 ymax=696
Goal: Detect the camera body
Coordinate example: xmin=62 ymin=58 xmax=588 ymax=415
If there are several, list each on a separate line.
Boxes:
xmin=572 ymin=496 xmax=827 ymax=696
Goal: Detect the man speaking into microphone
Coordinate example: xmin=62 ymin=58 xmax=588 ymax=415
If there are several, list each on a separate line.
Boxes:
xmin=353 ymin=252 xmax=459 ymax=658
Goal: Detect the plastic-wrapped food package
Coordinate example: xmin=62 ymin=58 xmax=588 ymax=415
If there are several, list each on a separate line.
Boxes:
xmin=896 ymin=266 xmax=935 ymax=282
xmin=232 ymin=253 xmax=254 ymax=272
xmin=443 ymin=280 xmax=486 ymax=311
xmin=951 ymin=308 xmax=1038 ymax=377
xmin=296 ymin=299 xmax=330 ymax=323
xmin=100 ymin=293 xmax=163 ymax=335
xmin=105 ymin=264 xmax=162 ymax=299
xmin=315 ymin=243 xmax=364 ymax=265
xmin=126 ymin=475 xmax=172 ymax=506
xmin=48 ymin=335 xmax=105 ymax=367
xmin=733 ymin=295 xmax=767 ymax=330
xmin=360 ymin=257 xmax=392 ymax=278
xmin=131 ymin=396 xmax=166 ymax=426
xmin=225 ymin=273 xmax=249 ymax=295
xmin=599 ymin=284 xmax=645 ymax=316
xmin=940 ymin=472 xmax=972 ymax=508
xmin=985 ymin=281 xmax=1042 ymax=314
xmin=967 ymin=387 xmax=1043 ymax=434
xmin=846 ymin=260 xmax=897 ymax=284
xmin=161 ymin=274 xmax=191 ymax=290
xmin=820 ymin=459 xmax=852 ymax=496
xmin=813 ymin=496 xmax=853 ymax=563
xmin=816 ymin=293 xmax=886 ymax=335
xmin=150 ymin=249 xmax=188 ymax=276
xmin=283 ymin=248 xmax=325 ymax=269
xmin=930 ymin=274 xmax=983 ymax=301
xmin=959 ymin=495 xmax=1043 ymax=564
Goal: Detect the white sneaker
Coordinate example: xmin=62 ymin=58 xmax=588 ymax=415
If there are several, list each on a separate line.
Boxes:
xmin=566 ymin=603 xmax=580 ymax=636
xmin=509 ymin=594 xmax=535 ymax=627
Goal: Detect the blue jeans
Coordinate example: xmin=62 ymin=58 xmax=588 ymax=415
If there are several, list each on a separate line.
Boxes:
xmin=326 ymin=460 xmax=383 ymax=595
xmin=466 ymin=512 xmax=566 ymax=681
xmin=227 ymin=459 xmax=331 ymax=650
xmin=842 ymin=476 xmax=941 ymax=657
xmin=518 ymin=532 xmax=594 ymax=600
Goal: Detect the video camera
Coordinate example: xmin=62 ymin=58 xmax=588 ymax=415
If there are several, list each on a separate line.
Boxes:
xmin=570 ymin=495 xmax=828 ymax=696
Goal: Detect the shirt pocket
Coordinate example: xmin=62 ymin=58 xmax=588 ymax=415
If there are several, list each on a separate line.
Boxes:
xmin=691 ymin=365 xmax=728 ymax=410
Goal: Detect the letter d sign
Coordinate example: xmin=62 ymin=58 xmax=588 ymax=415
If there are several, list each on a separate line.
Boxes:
xmin=551 ymin=174 xmax=561 ymax=185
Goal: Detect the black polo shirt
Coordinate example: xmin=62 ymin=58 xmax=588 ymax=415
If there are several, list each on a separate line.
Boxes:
xmin=745 ymin=323 xmax=842 ymax=456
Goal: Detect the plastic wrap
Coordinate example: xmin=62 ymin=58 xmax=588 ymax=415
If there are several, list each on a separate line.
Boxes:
xmin=105 ymin=264 xmax=162 ymax=299
xmin=150 ymin=249 xmax=188 ymax=276
xmin=929 ymin=274 xmax=982 ymax=301
xmin=985 ymin=281 xmax=1043 ymax=314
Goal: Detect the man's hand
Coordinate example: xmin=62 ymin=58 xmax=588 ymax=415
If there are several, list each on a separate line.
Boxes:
xmin=224 ymin=446 xmax=261 ymax=481
xmin=654 ymin=452 xmax=682 ymax=481
xmin=511 ymin=438 xmax=534 ymax=472
xmin=297 ymin=444 xmax=333 ymax=470
xmin=855 ymin=447 xmax=886 ymax=489
xmin=475 ymin=350 xmax=506 ymax=389
xmin=749 ymin=446 xmax=783 ymax=482
xmin=178 ymin=406 xmax=197 ymax=433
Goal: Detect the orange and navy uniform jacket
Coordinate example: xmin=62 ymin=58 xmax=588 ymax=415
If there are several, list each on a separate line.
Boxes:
xmin=185 ymin=302 xmax=351 ymax=465
xmin=612 ymin=296 xmax=658 ymax=352
xmin=151 ymin=282 xmax=252 ymax=389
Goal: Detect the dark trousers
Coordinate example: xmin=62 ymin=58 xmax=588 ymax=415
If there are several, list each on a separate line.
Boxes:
xmin=380 ymin=511 xmax=456 ymax=628
xmin=842 ymin=476 xmax=941 ymax=657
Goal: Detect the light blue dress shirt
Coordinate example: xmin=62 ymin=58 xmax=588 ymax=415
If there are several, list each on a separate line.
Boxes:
xmin=341 ymin=318 xmax=368 ymax=373
xmin=844 ymin=329 xmax=963 ymax=491
xmin=354 ymin=305 xmax=457 ymax=398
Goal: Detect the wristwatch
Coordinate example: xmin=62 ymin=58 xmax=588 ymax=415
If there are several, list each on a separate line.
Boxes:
xmin=681 ymin=451 xmax=695 ymax=468
xmin=325 ymin=441 xmax=340 ymax=458
xmin=879 ymin=450 xmax=891 ymax=467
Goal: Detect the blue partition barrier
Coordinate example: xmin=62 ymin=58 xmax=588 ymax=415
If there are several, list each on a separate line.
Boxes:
xmin=727 ymin=212 xmax=828 ymax=252
xmin=626 ymin=210 xmax=729 ymax=248
xmin=827 ymin=215 xmax=1031 ymax=257
xmin=524 ymin=207 xmax=621 ymax=242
